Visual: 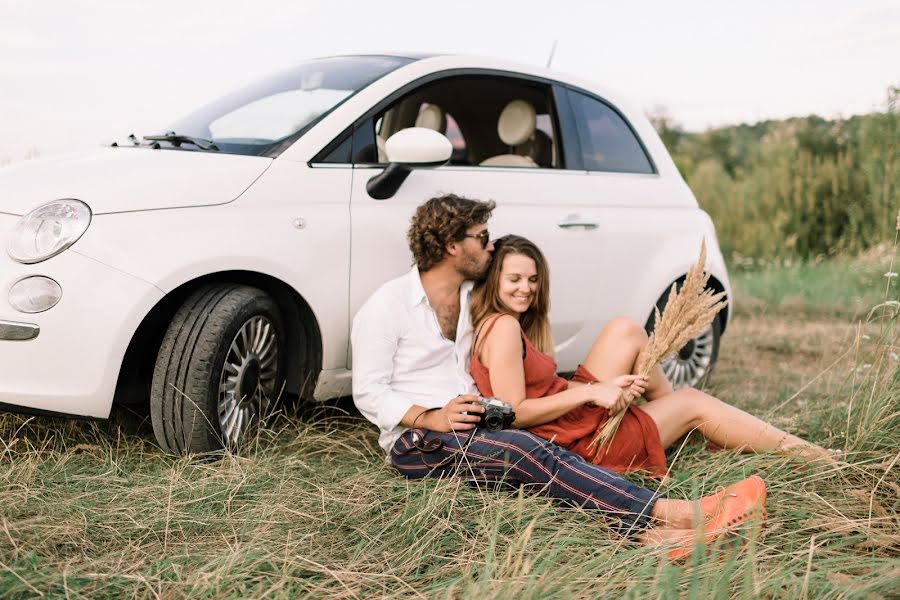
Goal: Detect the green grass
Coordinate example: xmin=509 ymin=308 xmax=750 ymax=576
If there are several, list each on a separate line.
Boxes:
xmin=1 ymin=252 xmax=898 ymax=598
xmin=730 ymin=247 xmax=898 ymax=319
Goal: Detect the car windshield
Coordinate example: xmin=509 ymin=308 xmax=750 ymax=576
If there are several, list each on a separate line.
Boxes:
xmin=159 ymin=56 xmax=413 ymax=157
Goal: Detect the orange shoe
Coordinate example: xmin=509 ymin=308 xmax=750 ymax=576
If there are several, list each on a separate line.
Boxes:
xmin=701 ymin=475 xmax=767 ymax=531
xmin=667 ymin=476 xmax=767 ymax=561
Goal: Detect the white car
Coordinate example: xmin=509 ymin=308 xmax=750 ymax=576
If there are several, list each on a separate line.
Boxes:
xmin=0 ymin=53 xmax=732 ymax=454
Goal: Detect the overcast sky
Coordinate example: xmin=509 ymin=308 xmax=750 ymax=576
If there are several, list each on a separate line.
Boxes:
xmin=1 ymin=0 xmax=898 ymax=162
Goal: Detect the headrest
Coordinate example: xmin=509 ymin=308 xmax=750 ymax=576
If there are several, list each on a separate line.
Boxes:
xmin=497 ymin=100 xmax=536 ymax=146
xmin=415 ymin=104 xmax=447 ymax=134
xmin=523 ymin=128 xmax=553 ymax=166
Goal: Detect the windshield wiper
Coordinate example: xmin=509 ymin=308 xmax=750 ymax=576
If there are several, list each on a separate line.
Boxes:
xmin=143 ymin=132 xmax=219 ymax=151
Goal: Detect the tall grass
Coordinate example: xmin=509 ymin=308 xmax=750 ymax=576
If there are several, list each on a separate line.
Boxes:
xmin=1 ymin=247 xmax=898 ymax=598
xmin=730 ymin=245 xmax=897 ymax=319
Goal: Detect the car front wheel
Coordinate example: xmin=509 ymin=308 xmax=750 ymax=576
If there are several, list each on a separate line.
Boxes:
xmin=150 ymin=284 xmax=285 ymax=454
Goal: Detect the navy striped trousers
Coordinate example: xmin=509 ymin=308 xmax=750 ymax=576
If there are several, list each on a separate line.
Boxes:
xmin=390 ymin=428 xmax=660 ymax=536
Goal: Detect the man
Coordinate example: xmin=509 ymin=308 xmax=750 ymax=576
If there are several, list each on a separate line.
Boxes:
xmin=351 ymin=194 xmax=763 ymax=546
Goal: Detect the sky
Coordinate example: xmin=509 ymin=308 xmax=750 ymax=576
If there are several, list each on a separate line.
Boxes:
xmin=1 ymin=0 xmax=898 ymax=162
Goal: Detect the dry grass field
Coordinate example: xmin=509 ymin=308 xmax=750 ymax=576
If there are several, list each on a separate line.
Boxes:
xmin=1 ymin=251 xmax=897 ymax=599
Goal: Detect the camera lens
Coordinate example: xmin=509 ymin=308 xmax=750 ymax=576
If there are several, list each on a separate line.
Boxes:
xmin=483 ymin=413 xmax=503 ymax=431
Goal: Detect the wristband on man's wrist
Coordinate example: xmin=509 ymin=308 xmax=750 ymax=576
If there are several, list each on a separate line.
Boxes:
xmin=411 ymin=407 xmax=443 ymax=453
xmin=411 ymin=407 xmax=438 ymax=431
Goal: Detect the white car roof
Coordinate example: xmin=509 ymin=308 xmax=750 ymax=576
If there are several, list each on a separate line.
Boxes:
xmin=329 ymin=52 xmax=640 ymax=121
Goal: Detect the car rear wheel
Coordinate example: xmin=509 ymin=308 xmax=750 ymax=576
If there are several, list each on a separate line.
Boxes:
xmin=150 ymin=284 xmax=285 ymax=454
xmin=645 ymin=288 xmax=723 ymax=390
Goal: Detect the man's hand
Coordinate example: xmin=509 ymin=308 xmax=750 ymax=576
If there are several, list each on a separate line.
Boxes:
xmin=422 ymin=395 xmax=485 ymax=432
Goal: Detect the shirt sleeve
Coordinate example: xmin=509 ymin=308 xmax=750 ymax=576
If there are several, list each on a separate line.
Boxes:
xmin=351 ymin=294 xmax=415 ymax=433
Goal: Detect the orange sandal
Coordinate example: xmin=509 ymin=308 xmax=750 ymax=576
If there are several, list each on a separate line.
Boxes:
xmin=667 ymin=475 xmax=767 ymax=561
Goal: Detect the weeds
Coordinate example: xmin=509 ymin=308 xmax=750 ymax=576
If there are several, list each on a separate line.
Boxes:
xmin=1 ymin=251 xmax=898 ymax=598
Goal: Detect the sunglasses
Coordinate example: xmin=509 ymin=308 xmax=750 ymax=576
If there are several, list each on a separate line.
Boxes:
xmin=463 ymin=229 xmax=491 ymax=248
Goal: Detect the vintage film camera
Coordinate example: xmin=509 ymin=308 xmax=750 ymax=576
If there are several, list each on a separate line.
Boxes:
xmin=475 ymin=397 xmax=516 ymax=431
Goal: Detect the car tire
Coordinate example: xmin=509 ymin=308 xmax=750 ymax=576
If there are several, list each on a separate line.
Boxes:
xmin=150 ymin=284 xmax=285 ymax=454
xmin=644 ymin=288 xmax=723 ymax=390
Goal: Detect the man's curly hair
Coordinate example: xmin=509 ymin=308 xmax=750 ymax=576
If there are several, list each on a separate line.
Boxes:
xmin=407 ymin=194 xmax=496 ymax=271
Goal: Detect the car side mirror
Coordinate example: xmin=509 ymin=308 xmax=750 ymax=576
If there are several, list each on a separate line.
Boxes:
xmin=367 ymin=127 xmax=452 ymax=200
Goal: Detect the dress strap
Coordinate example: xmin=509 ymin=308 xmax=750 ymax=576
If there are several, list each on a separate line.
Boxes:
xmin=472 ymin=314 xmax=526 ymax=360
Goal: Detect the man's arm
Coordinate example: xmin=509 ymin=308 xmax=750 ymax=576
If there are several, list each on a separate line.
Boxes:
xmin=351 ymin=297 xmax=484 ymax=433
xmin=350 ymin=298 xmax=417 ymax=433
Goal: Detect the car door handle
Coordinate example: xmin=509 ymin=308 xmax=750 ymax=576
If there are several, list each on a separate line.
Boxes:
xmin=557 ymin=215 xmax=599 ymax=229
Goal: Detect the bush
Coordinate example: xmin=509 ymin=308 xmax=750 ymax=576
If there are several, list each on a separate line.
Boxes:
xmin=658 ymin=87 xmax=899 ymax=262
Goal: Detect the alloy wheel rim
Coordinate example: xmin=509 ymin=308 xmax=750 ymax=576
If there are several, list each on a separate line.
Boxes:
xmin=217 ymin=316 xmax=279 ymax=447
xmin=661 ymin=323 xmax=714 ymax=389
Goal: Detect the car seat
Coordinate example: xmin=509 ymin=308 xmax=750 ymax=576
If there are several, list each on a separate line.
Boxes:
xmin=479 ymin=100 xmax=539 ymax=167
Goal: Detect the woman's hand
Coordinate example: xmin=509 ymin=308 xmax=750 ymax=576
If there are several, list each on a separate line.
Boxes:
xmin=611 ymin=374 xmax=649 ymax=403
xmin=423 ymin=395 xmax=485 ymax=432
xmin=582 ymin=382 xmax=629 ymax=415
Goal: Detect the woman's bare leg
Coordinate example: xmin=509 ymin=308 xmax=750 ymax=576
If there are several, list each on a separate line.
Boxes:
xmin=579 ymin=317 xmax=673 ymax=399
xmin=578 ymin=317 xmax=829 ymax=459
xmin=639 ymin=387 xmax=827 ymax=457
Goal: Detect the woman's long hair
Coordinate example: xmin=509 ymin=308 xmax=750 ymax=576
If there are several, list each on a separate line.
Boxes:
xmin=471 ymin=234 xmax=555 ymax=355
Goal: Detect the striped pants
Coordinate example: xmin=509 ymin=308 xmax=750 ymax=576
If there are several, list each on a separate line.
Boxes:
xmin=390 ymin=428 xmax=661 ymax=536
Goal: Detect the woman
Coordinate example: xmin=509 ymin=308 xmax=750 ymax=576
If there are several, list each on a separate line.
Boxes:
xmin=470 ymin=235 xmax=830 ymax=477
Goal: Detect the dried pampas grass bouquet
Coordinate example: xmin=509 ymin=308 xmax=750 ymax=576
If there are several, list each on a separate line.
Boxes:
xmin=587 ymin=239 xmax=728 ymax=460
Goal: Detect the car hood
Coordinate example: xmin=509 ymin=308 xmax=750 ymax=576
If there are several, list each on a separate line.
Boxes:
xmin=0 ymin=147 xmax=273 ymax=216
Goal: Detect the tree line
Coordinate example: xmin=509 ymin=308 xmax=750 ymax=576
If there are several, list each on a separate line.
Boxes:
xmin=651 ymin=87 xmax=898 ymax=264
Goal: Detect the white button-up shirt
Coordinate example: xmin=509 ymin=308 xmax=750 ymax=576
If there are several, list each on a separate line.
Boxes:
xmin=351 ymin=266 xmax=477 ymax=456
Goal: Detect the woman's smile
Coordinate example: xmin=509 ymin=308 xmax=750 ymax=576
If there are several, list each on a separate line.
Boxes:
xmin=499 ymin=254 xmax=539 ymax=315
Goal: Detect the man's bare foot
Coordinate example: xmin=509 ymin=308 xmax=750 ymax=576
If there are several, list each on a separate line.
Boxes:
xmin=637 ymin=527 xmax=698 ymax=547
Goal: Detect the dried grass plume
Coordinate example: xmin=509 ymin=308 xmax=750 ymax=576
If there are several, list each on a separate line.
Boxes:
xmin=587 ymin=240 xmax=728 ymax=460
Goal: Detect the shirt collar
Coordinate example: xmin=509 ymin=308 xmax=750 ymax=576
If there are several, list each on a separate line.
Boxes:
xmin=408 ymin=266 xmax=428 ymax=308
xmin=408 ymin=266 xmax=476 ymax=308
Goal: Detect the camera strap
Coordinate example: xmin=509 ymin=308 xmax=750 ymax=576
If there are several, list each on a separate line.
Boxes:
xmin=412 ymin=408 xmax=444 ymax=453
xmin=409 ymin=408 xmax=482 ymax=477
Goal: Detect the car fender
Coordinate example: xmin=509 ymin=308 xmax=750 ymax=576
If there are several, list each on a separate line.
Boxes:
xmin=630 ymin=212 xmax=732 ymax=331
xmin=70 ymin=196 xmax=350 ymax=371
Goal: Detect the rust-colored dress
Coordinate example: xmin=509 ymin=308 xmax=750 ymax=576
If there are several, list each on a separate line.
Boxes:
xmin=470 ymin=315 xmax=667 ymax=476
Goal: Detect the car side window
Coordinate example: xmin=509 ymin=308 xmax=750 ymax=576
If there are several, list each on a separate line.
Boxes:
xmin=367 ymin=76 xmax=562 ymax=168
xmin=315 ymin=132 xmax=352 ymax=163
xmin=567 ymin=90 xmax=654 ymax=174
xmin=312 ymin=120 xmax=377 ymax=164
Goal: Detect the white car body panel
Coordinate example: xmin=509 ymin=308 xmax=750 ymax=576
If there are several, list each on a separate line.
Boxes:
xmin=0 ymin=148 xmax=272 ymax=216
xmin=0 ymin=53 xmax=732 ymax=421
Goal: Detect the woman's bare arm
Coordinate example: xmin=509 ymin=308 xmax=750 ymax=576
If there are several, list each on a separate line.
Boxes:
xmin=480 ymin=315 xmax=624 ymax=428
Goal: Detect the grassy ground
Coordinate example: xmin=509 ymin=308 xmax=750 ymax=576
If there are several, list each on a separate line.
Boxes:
xmin=1 ymin=253 xmax=898 ymax=599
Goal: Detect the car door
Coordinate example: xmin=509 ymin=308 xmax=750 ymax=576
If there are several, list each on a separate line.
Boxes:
xmin=554 ymin=85 xmax=689 ymax=332
xmin=345 ymin=75 xmax=616 ymax=371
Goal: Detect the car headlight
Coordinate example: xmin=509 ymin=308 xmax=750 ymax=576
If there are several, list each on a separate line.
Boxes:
xmin=7 ymin=199 xmax=92 ymax=264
